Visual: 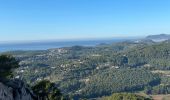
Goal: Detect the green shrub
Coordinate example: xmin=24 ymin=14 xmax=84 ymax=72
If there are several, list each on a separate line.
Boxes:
xmin=0 ymin=55 xmax=19 ymax=79
xmin=32 ymin=80 xmax=62 ymax=100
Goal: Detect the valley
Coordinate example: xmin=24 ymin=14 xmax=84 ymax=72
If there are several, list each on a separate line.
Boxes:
xmin=1 ymin=36 xmax=170 ymax=99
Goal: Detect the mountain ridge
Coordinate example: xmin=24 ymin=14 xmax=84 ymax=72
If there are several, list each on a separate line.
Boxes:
xmin=145 ymin=34 xmax=170 ymax=42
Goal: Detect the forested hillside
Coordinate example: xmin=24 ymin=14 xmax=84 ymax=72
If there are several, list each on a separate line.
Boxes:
xmin=1 ymin=40 xmax=170 ymax=99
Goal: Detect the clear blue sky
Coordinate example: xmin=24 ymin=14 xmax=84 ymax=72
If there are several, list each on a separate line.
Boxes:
xmin=0 ymin=0 xmax=170 ymax=41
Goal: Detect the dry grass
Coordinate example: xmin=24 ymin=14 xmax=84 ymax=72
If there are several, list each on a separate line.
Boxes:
xmin=151 ymin=70 xmax=170 ymax=75
xmin=136 ymin=92 xmax=170 ymax=100
xmin=151 ymin=94 xmax=170 ymax=100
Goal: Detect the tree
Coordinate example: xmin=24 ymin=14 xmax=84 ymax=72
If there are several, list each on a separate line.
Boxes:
xmin=103 ymin=93 xmax=151 ymax=100
xmin=32 ymin=80 xmax=62 ymax=100
xmin=0 ymin=55 xmax=19 ymax=79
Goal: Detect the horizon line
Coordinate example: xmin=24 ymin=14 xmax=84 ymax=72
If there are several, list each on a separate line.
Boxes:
xmin=0 ymin=36 xmax=145 ymax=44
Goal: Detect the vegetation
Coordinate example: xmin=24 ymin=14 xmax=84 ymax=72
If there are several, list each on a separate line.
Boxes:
xmin=80 ymin=69 xmax=160 ymax=98
xmin=1 ymin=40 xmax=170 ymax=99
xmin=102 ymin=93 xmax=151 ymax=100
xmin=32 ymin=80 xmax=63 ymax=100
xmin=0 ymin=54 xmax=64 ymax=100
xmin=0 ymin=55 xmax=19 ymax=79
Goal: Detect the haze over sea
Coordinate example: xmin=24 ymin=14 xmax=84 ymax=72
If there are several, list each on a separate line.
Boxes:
xmin=0 ymin=38 xmax=135 ymax=52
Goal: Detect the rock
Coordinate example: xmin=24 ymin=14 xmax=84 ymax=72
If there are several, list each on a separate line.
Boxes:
xmin=0 ymin=79 xmax=36 ymax=100
xmin=0 ymin=82 xmax=13 ymax=100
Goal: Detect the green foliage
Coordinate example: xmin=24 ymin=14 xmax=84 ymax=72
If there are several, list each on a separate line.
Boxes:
xmin=32 ymin=80 xmax=62 ymax=100
xmin=5 ymin=41 xmax=170 ymax=99
xmin=161 ymin=76 xmax=170 ymax=85
xmin=119 ymin=42 xmax=170 ymax=69
xmin=145 ymin=85 xmax=170 ymax=95
xmin=0 ymin=55 xmax=19 ymax=79
xmin=80 ymin=69 xmax=160 ymax=98
xmin=102 ymin=93 xmax=151 ymax=100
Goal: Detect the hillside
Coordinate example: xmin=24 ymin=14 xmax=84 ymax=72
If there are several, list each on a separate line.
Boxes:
xmin=146 ymin=34 xmax=170 ymax=42
xmin=1 ymin=40 xmax=170 ymax=99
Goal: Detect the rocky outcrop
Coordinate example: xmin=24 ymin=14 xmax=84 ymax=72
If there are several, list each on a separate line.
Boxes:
xmin=0 ymin=79 xmax=36 ymax=100
xmin=0 ymin=82 xmax=13 ymax=100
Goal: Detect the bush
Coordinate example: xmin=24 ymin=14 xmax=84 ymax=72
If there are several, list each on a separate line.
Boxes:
xmin=32 ymin=80 xmax=62 ymax=100
xmin=0 ymin=55 xmax=19 ymax=79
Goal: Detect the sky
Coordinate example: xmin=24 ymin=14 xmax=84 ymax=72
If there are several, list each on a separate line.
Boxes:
xmin=0 ymin=0 xmax=170 ymax=41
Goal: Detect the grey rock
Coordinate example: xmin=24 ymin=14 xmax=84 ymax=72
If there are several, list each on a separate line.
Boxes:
xmin=0 ymin=83 xmax=13 ymax=100
xmin=0 ymin=79 xmax=36 ymax=100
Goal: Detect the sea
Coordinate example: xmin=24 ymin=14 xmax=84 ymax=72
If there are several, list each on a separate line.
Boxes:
xmin=0 ymin=38 xmax=134 ymax=52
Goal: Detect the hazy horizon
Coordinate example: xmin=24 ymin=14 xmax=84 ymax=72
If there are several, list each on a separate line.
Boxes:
xmin=0 ymin=35 xmax=145 ymax=43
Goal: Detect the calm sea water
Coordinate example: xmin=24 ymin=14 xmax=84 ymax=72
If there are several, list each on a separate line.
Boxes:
xmin=0 ymin=38 xmax=131 ymax=52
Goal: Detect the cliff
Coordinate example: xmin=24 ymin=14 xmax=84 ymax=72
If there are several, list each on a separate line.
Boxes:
xmin=0 ymin=79 xmax=36 ymax=100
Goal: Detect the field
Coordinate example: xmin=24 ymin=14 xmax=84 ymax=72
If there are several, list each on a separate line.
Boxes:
xmin=152 ymin=70 xmax=170 ymax=76
xmin=151 ymin=95 xmax=170 ymax=100
xmin=136 ymin=92 xmax=170 ymax=100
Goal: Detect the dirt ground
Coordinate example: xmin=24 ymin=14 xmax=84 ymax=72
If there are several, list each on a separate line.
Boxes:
xmin=151 ymin=95 xmax=170 ymax=100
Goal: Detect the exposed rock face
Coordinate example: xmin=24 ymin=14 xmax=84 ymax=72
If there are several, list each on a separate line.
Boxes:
xmin=0 ymin=82 xmax=13 ymax=100
xmin=0 ymin=79 xmax=35 ymax=100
